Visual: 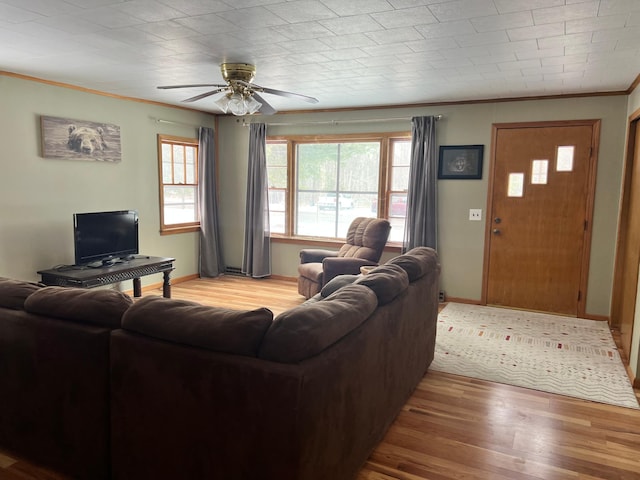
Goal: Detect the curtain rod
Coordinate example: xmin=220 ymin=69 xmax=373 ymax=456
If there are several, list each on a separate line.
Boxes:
xmin=241 ymin=114 xmax=442 ymax=127
xmin=150 ymin=116 xmax=202 ymax=128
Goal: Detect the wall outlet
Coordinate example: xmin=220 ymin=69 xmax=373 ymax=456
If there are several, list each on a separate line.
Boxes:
xmin=469 ymin=209 xmax=482 ymax=221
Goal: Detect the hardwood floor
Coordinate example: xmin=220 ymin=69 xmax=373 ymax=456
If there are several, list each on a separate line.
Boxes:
xmin=2 ymin=276 xmax=640 ymax=480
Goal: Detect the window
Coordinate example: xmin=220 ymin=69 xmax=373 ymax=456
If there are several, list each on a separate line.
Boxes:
xmin=157 ymin=135 xmax=200 ymax=234
xmin=266 ymin=141 xmax=288 ymax=235
xmin=388 ymin=139 xmax=411 ymax=242
xmin=266 ymin=133 xmax=411 ymax=243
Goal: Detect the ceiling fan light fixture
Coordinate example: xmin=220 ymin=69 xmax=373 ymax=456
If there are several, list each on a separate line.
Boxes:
xmin=227 ymin=92 xmax=246 ymax=115
xmin=245 ymin=95 xmax=262 ymax=114
xmin=217 ymin=92 xmax=262 ymax=116
xmin=214 ymin=95 xmax=230 ymax=113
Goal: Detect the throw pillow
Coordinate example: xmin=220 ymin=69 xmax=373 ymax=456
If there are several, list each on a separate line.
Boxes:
xmin=259 ymin=284 xmax=377 ymax=363
xmin=320 ymin=274 xmax=359 ymax=298
xmin=353 ymin=263 xmax=409 ymax=305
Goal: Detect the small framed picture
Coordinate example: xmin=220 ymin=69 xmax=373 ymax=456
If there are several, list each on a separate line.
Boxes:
xmin=438 ymin=145 xmax=484 ymax=179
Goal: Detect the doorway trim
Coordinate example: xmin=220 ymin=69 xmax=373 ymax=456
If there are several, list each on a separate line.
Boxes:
xmin=481 ymin=120 xmax=601 ymax=318
xmin=611 ymin=107 xmax=640 ymax=333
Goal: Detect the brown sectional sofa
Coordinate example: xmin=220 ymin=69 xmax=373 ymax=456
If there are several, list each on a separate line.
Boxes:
xmin=0 ymin=247 xmax=440 ymax=480
xmin=0 ymin=282 xmax=132 ymax=480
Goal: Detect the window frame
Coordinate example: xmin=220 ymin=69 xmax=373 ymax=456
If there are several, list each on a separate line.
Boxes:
xmin=157 ymin=134 xmax=201 ymax=235
xmin=266 ymin=132 xmax=411 ymax=247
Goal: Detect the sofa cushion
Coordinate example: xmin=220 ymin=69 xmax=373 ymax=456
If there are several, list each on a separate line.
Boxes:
xmin=320 ymin=274 xmax=359 ymax=298
xmin=387 ymin=247 xmax=439 ymax=282
xmin=24 ymin=286 xmax=132 ymax=328
xmin=353 ymin=264 xmax=408 ymax=305
xmin=0 ymin=277 xmax=44 ymax=309
xmin=122 ymin=296 xmax=273 ymax=357
xmin=259 ymin=284 xmax=378 ymax=363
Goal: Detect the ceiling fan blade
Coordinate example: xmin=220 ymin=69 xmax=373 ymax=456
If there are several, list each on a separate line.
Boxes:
xmin=252 ymin=93 xmax=277 ymax=115
xmin=259 ymin=86 xmax=319 ymax=104
xmin=239 ymin=81 xmax=318 ymax=104
xmin=157 ymin=83 xmax=227 ymax=90
xmin=182 ymin=87 xmax=228 ymax=103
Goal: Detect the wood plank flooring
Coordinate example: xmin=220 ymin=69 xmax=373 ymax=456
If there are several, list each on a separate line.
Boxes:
xmin=2 ymin=275 xmax=640 ymax=480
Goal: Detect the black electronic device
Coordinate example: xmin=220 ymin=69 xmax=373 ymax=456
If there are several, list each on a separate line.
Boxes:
xmin=73 ymin=210 xmax=139 ymax=266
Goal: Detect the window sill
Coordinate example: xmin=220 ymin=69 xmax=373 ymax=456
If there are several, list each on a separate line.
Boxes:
xmin=160 ymin=225 xmax=201 ymax=236
xmin=269 ymin=234 xmax=403 ymax=253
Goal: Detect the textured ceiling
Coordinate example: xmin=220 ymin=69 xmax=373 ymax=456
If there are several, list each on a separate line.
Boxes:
xmin=1 ymin=0 xmax=640 ymax=114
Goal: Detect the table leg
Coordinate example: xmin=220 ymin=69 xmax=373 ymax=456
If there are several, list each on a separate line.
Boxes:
xmin=133 ymin=278 xmax=142 ymax=297
xmin=163 ymin=271 xmax=172 ymax=298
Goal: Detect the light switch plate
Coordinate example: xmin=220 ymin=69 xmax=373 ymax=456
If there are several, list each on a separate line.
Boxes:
xmin=469 ymin=209 xmax=482 ymax=221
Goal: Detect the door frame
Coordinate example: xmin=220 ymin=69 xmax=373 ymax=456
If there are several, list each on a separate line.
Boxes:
xmin=611 ymin=108 xmax=640 ymax=331
xmin=481 ymin=120 xmax=601 ymax=318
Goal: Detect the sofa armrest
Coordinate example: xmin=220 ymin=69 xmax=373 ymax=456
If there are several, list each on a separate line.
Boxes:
xmin=322 ymin=257 xmax=377 ymax=285
xmin=299 ymin=249 xmax=338 ymax=264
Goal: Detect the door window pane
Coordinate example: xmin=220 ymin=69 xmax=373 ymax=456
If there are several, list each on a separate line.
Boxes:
xmin=508 ymin=173 xmax=525 ymax=197
xmin=531 ymin=159 xmax=548 ymax=184
xmin=557 ymin=146 xmax=574 ymax=172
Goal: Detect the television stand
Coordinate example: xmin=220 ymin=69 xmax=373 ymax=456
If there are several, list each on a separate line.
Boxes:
xmin=37 ymin=256 xmax=176 ymax=298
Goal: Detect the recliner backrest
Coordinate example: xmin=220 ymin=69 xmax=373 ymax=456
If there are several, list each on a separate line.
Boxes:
xmin=337 ymin=217 xmax=391 ymax=262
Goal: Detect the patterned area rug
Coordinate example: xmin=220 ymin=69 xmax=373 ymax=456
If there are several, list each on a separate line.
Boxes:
xmin=431 ymin=303 xmax=639 ymax=409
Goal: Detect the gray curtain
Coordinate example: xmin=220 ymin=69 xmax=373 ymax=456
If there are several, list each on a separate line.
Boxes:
xmin=403 ymin=116 xmax=438 ymax=252
xmin=242 ymin=123 xmax=271 ymax=278
xmin=198 ymin=126 xmax=224 ymax=276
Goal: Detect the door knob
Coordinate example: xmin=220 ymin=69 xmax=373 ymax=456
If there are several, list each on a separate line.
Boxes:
xmin=493 ymin=229 xmax=501 ymax=235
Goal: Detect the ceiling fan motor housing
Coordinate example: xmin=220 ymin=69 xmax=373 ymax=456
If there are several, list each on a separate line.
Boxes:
xmin=220 ymin=63 xmax=256 ymax=85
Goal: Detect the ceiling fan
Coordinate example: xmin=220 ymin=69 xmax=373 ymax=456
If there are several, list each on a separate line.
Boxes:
xmin=157 ymin=63 xmax=319 ymax=116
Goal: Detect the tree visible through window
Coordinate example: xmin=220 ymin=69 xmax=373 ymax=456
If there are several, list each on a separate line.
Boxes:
xmin=296 ymin=142 xmax=380 ymax=238
xmin=157 ymin=134 xmax=200 ymax=234
xmin=266 ymin=134 xmax=411 ymax=242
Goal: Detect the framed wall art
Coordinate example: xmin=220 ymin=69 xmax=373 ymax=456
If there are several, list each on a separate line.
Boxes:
xmin=41 ymin=115 xmax=121 ymax=162
xmin=438 ymin=145 xmax=484 ymax=179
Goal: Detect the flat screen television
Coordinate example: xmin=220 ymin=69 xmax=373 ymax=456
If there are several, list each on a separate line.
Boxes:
xmin=73 ymin=210 xmax=139 ymax=266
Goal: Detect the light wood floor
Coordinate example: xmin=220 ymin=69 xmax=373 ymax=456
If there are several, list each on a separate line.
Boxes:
xmin=2 ymin=276 xmax=640 ymax=480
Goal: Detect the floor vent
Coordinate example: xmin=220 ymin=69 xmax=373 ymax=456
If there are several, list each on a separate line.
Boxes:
xmin=224 ymin=266 xmax=244 ymax=276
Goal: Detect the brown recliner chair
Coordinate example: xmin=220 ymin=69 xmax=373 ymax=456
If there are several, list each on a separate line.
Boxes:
xmin=297 ymin=217 xmax=391 ymax=299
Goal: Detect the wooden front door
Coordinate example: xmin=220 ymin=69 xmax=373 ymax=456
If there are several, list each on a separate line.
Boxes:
xmin=484 ymin=121 xmax=599 ymax=316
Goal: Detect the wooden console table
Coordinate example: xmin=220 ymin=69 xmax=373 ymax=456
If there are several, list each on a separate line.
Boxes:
xmin=38 ymin=256 xmax=175 ymax=298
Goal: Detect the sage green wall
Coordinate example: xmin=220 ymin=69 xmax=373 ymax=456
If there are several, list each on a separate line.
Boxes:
xmin=626 ymin=90 xmax=640 ymax=380
xmin=0 ymin=73 xmax=629 ymax=320
xmin=0 ymin=74 xmax=214 ymax=286
xmin=217 ymin=96 xmax=628 ymax=317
